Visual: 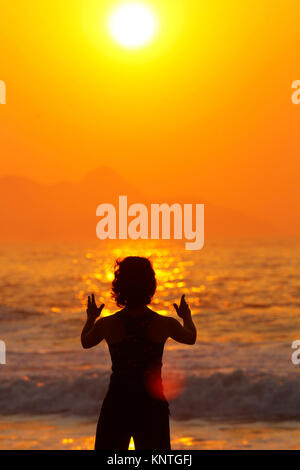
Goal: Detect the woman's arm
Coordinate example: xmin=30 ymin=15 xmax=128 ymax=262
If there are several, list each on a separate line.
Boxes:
xmin=81 ymin=294 xmax=105 ymax=349
xmin=168 ymin=295 xmax=197 ymax=345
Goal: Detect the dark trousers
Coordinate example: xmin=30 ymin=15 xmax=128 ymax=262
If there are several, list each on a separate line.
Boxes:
xmin=95 ymin=389 xmax=171 ymax=450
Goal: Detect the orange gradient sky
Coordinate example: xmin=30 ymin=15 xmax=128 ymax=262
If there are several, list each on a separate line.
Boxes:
xmin=0 ymin=0 xmax=299 ymax=232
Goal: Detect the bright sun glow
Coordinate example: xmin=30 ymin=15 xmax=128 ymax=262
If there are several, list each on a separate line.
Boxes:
xmin=108 ymin=3 xmax=158 ymax=49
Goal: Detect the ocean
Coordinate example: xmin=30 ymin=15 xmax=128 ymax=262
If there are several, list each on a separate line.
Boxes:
xmin=1 ymin=238 xmax=300 ymax=449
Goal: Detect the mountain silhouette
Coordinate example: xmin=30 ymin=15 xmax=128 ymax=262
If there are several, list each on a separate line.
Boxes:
xmin=0 ymin=167 xmax=272 ymax=241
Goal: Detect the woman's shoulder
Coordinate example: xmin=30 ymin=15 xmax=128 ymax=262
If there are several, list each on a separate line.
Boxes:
xmin=146 ymin=308 xmax=173 ymax=325
xmin=103 ymin=309 xmax=124 ymax=324
xmin=104 ymin=307 xmax=171 ymax=324
xmin=100 ymin=310 xmax=126 ymax=342
xmin=145 ymin=308 xmax=174 ymax=342
xmin=146 ymin=307 xmax=167 ymax=316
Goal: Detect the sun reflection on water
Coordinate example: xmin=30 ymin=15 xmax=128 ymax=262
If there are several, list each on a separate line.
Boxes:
xmin=74 ymin=242 xmax=195 ymax=320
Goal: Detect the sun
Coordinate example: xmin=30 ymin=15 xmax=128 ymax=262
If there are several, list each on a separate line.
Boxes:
xmin=108 ymin=3 xmax=158 ymax=50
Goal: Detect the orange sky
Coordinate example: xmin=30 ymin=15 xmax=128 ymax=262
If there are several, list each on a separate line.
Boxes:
xmin=0 ymin=0 xmax=299 ymax=232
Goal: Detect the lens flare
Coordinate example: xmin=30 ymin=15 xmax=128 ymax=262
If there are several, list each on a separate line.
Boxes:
xmin=145 ymin=369 xmax=186 ymax=401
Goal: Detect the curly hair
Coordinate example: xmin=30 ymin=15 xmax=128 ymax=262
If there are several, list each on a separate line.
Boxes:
xmin=111 ymin=256 xmax=157 ymax=308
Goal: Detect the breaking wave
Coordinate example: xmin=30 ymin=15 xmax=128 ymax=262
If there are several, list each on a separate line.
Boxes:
xmin=1 ymin=370 xmax=300 ymax=421
xmin=0 ymin=305 xmax=44 ymax=320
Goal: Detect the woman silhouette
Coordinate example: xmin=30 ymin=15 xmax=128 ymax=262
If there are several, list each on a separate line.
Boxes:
xmin=81 ymin=256 xmax=196 ymax=450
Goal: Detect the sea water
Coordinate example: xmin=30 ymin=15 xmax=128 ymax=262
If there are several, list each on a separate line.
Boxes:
xmin=0 ymin=238 xmax=300 ymax=449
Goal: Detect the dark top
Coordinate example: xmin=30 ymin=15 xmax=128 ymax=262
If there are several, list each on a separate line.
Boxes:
xmin=108 ymin=311 xmax=166 ymax=401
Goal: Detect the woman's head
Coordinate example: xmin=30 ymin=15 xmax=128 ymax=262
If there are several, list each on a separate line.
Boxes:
xmin=111 ymin=256 xmax=157 ymax=308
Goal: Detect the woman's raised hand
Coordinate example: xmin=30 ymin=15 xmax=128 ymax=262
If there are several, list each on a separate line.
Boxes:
xmin=86 ymin=293 xmax=104 ymax=321
xmin=173 ymin=294 xmax=191 ymax=319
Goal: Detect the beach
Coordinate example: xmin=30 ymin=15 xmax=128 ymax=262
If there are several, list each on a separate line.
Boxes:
xmin=3 ymin=415 xmax=300 ymax=450
xmin=1 ymin=239 xmax=300 ymax=449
